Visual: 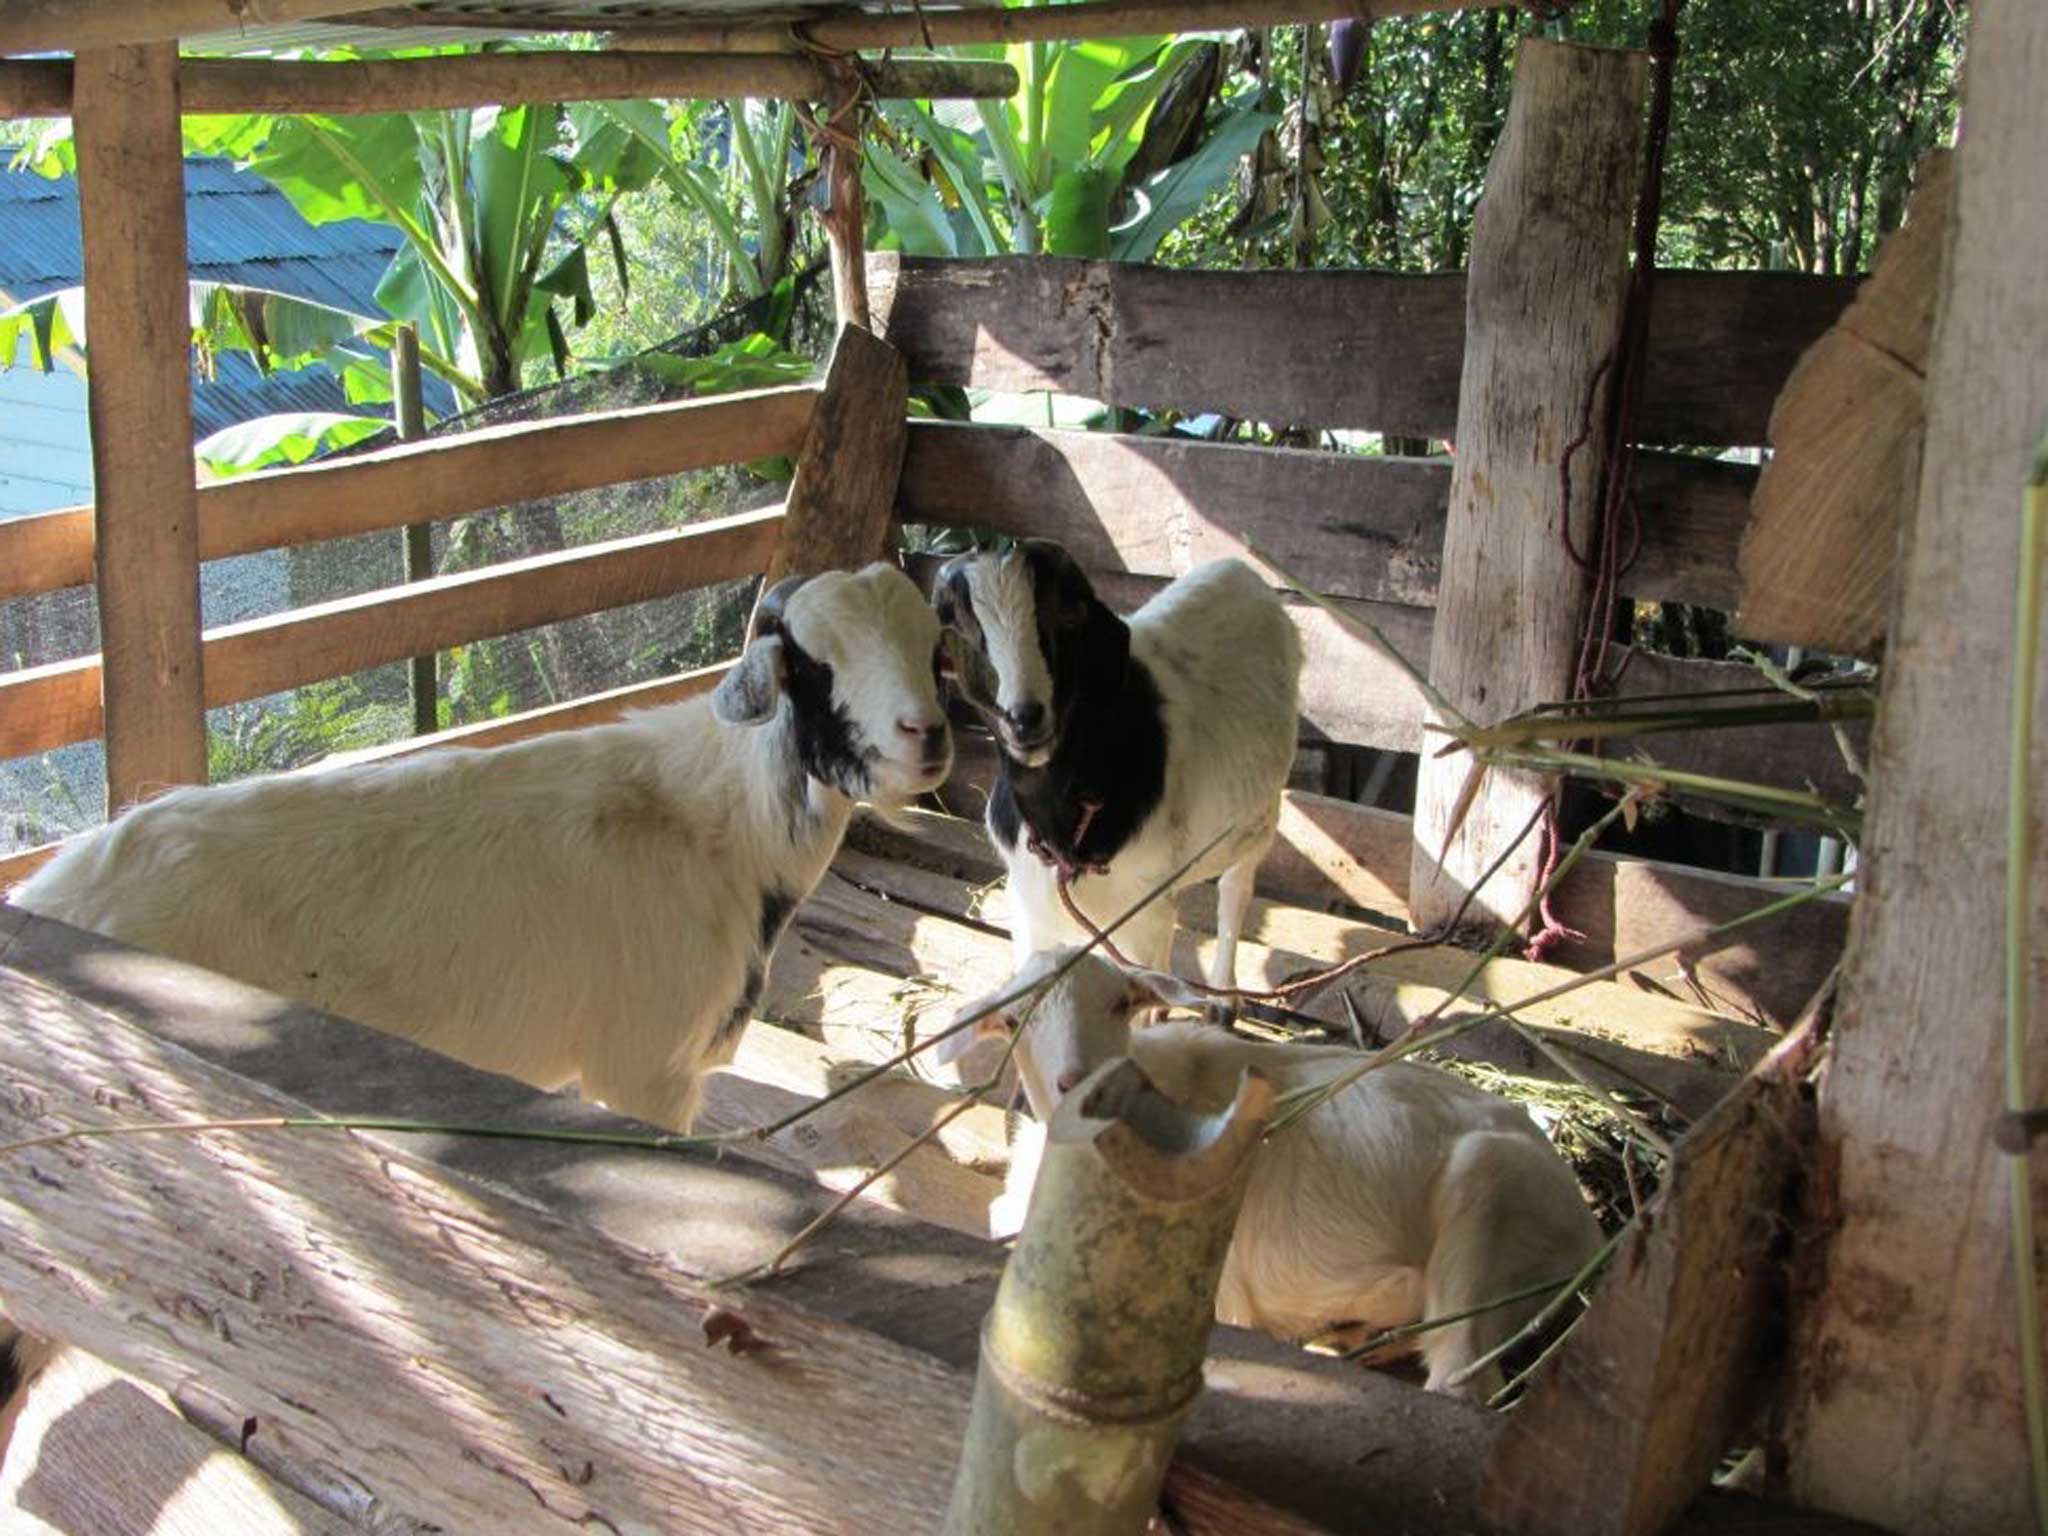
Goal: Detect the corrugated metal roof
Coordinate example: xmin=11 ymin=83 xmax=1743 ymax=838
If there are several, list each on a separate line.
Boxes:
xmin=0 ymin=157 xmax=454 ymax=435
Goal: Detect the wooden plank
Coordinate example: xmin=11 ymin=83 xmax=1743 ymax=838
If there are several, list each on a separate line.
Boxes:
xmin=0 ymin=1348 xmax=357 ymax=1535
xmin=0 ymin=386 xmax=816 ymax=602
xmin=769 ymin=326 xmax=907 ymax=582
xmin=1482 ymin=1027 xmax=1816 ymax=1536
xmin=625 ymin=0 xmax=1495 ymax=55
xmin=1411 ymin=39 xmax=1647 ymax=935
xmin=869 ymin=256 xmax=1855 ymax=447
xmin=0 ymin=841 xmax=64 ymax=890
xmin=798 ymin=846 xmax=1760 ymax=1121
xmin=1737 ymin=153 xmax=1952 ymax=657
xmin=0 ymin=0 xmax=384 ymax=55
xmin=0 ymin=508 xmax=780 ymax=759
xmin=0 ymin=903 xmax=1505 ymax=1536
xmin=0 ymin=54 xmax=1018 ymax=121
xmin=74 ymin=43 xmax=207 ymax=813
xmin=1777 ymin=3 xmax=2048 ymax=1529
xmin=900 ymin=420 xmax=1757 ymax=612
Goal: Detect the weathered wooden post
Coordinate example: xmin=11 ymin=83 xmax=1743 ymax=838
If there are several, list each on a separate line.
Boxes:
xmin=75 ymin=42 xmax=210 ymax=810
xmin=1773 ymin=4 xmax=2048 ymax=1530
xmin=1409 ymin=39 xmax=1647 ymax=934
xmin=943 ymin=1058 xmax=1272 ymax=1536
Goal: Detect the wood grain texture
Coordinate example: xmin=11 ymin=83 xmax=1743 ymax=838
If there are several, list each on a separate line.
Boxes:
xmin=1410 ymin=38 xmax=1647 ymax=934
xmin=0 ymin=54 xmax=1018 ymax=120
xmin=0 ymin=386 xmax=816 ymax=602
xmin=0 ymin=509 xmax=781 ymax=759
xmin=0 ymin=904 xmax=1503 ymax=1536
xmin=1777 ymin=4 xmax=2048 ymax=1529
xmin=768 ymin=326 xmax=908 ymax=583
xmin=1738 ymin=152 xmax=1952 ymax=657
xmin=74 ymin=44 xmax=207 ymax=812
xmin=0 ymin=1348 xmax=356 ymax=1536
xmin=1482 ymin=1030 xmax=1815 ymax=1535
xmin=868 ymin=257 xmax=1851 ymax=446
xmin=900 ymin=421 xmax=1759 ymax=612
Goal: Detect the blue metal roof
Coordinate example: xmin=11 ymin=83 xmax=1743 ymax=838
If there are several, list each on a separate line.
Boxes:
xmin=0 ymin=157 xmax=453 ymax=436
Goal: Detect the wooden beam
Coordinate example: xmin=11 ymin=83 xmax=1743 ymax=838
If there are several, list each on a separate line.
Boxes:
xmin=0 ymin=1348 xmax=352 ymax=1535
xmin=1411 ymin=40 xmax=1647 ymax=934
xmin=1776 ymin=3 xmax=2048 ymax=1529
xmin=616 ymin=0 xmax=1496 ymax=55
xmin=768 ymin=326 xmax=908 ymax=582
xmin=0 ymin=384 xmax=816 ymax=602
xmin=0 ymin=902 xmax=1510 ymax=1536
xmin=74 ymin=43 xmax=207 ymax=813
xmin=899 ymin=420 xmax=1759 ymax=612
xmin=1481 ymin=1026 xmax=1817 ymax=1536
xmin=0 ymin=507 xmax=782 ymax=759
xmin=1738 ymin=152 xmax=1951 ymax=656
xmin=0 ymin=0 xmax=383 ymax=56
xmin=869 ymin=254 xmax=1857 ymax=448
xmin=0 ymin=52 xmax=1018 ymax=120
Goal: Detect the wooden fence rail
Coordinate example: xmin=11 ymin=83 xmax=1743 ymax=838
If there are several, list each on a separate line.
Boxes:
xmin=870 ymin=255 xmax=1858 ymax=447
xmin=0 ymin=385 xmax=816 ymax=603
xmin=0 ymin=507 xmax=781 ymax=760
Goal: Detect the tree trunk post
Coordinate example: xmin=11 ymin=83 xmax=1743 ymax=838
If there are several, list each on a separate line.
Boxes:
xmin=1774 ymin=4 xmax=2048 ymax=1529
xmin=76 ymin=42 xmax=209 ymax=812
xmin=1408 ymin=38 xmax=1647 ymax=935
xmin=943 ymin=1059 xmax=1273 ymax=1536
xmin=392 ymin=323 xmax=438 ymax=737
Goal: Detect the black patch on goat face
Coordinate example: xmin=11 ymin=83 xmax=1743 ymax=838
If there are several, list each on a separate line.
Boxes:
xmin=1017 ymin=541 xmax=1130 ymax=752
xmin=719 ymin=962 xmax=766 ymax=1046
xmin=779 ymin=630 xmax=875 ymax=801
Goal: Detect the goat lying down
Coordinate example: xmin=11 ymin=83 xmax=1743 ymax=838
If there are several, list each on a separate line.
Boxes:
xmin=933 ymin=541 xmax=1300 ymax=1002
xmin=942 ymin=948 xmax=1604 ymax=1399
xmin=13 ymin=563 xmax=951 ymax=1134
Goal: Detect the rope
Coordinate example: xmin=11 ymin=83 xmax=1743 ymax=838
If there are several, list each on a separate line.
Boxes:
xmin=1528 ymin=0 xmax=1685 ymax=963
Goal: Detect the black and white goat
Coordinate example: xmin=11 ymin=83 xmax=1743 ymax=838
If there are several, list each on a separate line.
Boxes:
xmin=14 ymin=562 xmax=951 ymax=1134
xmin=933 ymin=541 xmax=1301 ymax=999
xmin=944 ymin=948 xmax=1605 ymax=1399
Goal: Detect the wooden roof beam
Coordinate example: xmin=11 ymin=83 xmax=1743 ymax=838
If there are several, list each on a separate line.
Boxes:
xmin=0 ymin=49 xmax=1016 ymax=119
xmin=617 ymin=0 xmax=1494 ymax=55
xmin=0 ymin=0 xmax=389 ymax=57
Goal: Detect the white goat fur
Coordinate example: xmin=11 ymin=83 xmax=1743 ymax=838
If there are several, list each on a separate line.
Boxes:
xmin=945 ymin=549 xmax=1301 ymax=991
xmin=13 ymin=564 xmax=949 ymax=1134
xmin=952 ymin=948 xmax=1604 ymax=1399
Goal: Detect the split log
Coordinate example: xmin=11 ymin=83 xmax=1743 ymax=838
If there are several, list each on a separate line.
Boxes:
xmin=1411 ymin=39 xmax=1647 ymax=932
xmin=0 ymin=0 xmax=383 ymax=55
xmin=1481 ymin=1025 xmax=1818 ymax=1536
xmin=74 ymin=43 xmax=207 ymax=812
xmin=1738 ymin=151 xmax=1954 ymax=656
xmin=1774 ymin=4 xmax=2048 ymax=1530
xmin=768 ymin=327 xmax=908 ymax=583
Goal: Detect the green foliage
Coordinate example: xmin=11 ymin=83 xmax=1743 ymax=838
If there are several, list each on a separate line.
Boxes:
xmin=195 ymin=412 xmax=389 ymax=477
xmin=208 ymin=677 xmax=409 ymax=782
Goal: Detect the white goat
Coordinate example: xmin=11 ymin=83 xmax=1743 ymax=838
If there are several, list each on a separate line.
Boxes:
xmin=932 ymin=541 xmax=1301 ymax=1004
xmin=13 ymin=562 xmax=951 ymax=1134
xmin=942 ymin=948 xmax=1604 ymax=1399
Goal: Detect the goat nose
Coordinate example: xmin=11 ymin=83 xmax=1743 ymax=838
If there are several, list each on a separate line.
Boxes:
xmin=1006 ymin=701 xmax=1047 ymax=737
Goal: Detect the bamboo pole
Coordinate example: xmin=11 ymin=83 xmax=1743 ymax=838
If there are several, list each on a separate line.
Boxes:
xmin=0 ymin=51 xmax=1018 ymax=120
xmin=944 ymin=1058 xmax=1273 ymax=1536
xmin=617 ymin=0 xmax=1493 ymax=55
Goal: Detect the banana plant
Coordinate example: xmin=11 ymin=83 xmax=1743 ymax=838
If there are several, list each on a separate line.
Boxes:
xmin=870 ymin=33 xmax=1276 ymax=261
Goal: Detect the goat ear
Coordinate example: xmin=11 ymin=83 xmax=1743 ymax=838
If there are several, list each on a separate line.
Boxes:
xmin=711 ymin=635 xmax=786 ymax=726
xmin=930 ymin=1007 xmax=1014 ymax=1065
xmin=1125 ymin=967 xmax=1213 ymax=1015
xmin=749 ymin=573 xmax=806 ymax=642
